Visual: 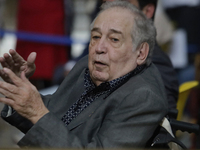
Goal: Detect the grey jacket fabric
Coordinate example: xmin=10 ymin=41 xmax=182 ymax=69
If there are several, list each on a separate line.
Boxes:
xmin=1 ymin=55 xmax=168 ymax=148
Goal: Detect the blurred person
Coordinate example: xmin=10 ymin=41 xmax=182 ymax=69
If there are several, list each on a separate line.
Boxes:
xmin=63 ymin=0 xmax=74 ymax=37
xmin=0 ymin=0 xmax=5 ymax=30
xmin=0 ymin=1 xmax=167 ymax=148
xmin=162 ymin=1 xmax=200 ymax=148
xmin=163 ymin=0 xmax=200 ymax=85
xmin=15 ymin=0 xmax=69 ymax=90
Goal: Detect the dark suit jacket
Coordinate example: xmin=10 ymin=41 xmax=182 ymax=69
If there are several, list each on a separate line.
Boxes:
xmin=1 ymin=56 xmax=168 ymax=148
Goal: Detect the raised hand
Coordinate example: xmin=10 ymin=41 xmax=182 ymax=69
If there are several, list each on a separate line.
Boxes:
xmin=0 ymin=68 xmax=49 ymax=124
xmin=0 ymin=49 xmax=36 ymax=83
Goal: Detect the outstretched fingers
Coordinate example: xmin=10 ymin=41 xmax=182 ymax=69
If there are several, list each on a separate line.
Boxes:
xmin=0 ymin=69 xmax=29 ymax=107
xmin=0 ymin=96 xmax=15 ymax=107
xmin=0 ymin=55 xmax=10 ymax=68
xmin=0 ymin=79 xmax=18 ymax=105
xmin=9 ymin=49 xmax=26 ymax=66
xmin=24 ymin=52 xmax=37 ymax=78
xmin=3 ymin=52 xmax=15 ymax=68
xmin=0 ymin=65 xmax=13 ymax=84
xmin=2 ymin=68 xmax=24 ymax=86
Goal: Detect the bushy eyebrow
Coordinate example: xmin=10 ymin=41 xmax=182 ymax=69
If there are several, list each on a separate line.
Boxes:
xmin=91 ymin=27 xmax=101 ymax=33
xmin=91 ymin=27 xmax=124 ymax=37
xmin=109 ymin=29 xmax=123 ymax=35
xmin=109 ymin=29 xmax=124 ymax=39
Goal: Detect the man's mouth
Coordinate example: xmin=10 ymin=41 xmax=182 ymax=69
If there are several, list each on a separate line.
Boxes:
xmin=95 ymin=61 xmax=105 ymax=65
xmin=94 ymin=61 xmax=107 ymax=67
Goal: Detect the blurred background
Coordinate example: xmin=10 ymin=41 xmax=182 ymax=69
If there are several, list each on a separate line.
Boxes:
xmin=0 ymin=0 xmax=200 ymax=148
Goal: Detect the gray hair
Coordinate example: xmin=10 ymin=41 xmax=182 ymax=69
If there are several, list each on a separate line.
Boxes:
xmin=90 ymin=0 xmax=157 ymax=65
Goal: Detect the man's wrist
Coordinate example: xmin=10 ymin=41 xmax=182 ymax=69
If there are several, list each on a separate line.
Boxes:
xmin=30 ymin=109 xmax=49 ymax=124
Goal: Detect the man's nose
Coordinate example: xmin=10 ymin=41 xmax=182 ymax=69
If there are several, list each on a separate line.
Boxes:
xmin=95 ymin=38 xmax=107 ymax=54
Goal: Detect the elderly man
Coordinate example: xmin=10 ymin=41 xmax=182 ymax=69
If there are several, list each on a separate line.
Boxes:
xmin=0 ymin=0 xmax=167 ymax=148
xmin=76 ymin=0 xmax=178 ymax=113
xmin=103 ymin=0 xmax=178 ymax=113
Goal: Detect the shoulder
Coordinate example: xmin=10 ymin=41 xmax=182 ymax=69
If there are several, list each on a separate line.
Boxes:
xmin=110 ymin=64 xmax=168 ymax=120
xmin=130 ymin=63 xmax=164 ymax=90
xmin=114 ymin=64 xmax=167 ymax=101
xmin=122 ymin=64 xmax=168 ymax=106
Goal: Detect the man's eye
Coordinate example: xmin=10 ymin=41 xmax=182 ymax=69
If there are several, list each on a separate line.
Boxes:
xmin=93 ymin=36 xmax=100 ymax=39
xmin=111 ymin=38 xmax=119 ymax=42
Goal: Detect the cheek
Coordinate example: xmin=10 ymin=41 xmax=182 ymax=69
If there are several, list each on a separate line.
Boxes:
xmin=109 ymin=51 xmax=136 ymax=69
xmin=88 ymin=53 xmax=93 ymax=67
xmin=88 ymin=49 xmax=95 ymax=71
xmin=89 ymin=42 xmax=96 ymax=54
xmin=110 ymin=50 xmax=130 ymax=62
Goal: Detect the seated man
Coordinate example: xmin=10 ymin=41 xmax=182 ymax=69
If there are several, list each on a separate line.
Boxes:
xmin=0 ymin=0 xmax=167 ymax=148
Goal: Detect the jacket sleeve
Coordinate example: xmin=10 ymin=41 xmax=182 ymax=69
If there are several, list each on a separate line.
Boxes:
xmin=17 ymin=87 xmax=167 ymax=148
xmin=0 ymin=94 xmax=51 ymax=134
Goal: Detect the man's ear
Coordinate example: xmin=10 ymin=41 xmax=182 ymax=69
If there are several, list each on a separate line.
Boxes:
xmin=136 ymin=42 xmax=149 ymax=65
xmin=142 ymin=4 xmax=155 ymax=19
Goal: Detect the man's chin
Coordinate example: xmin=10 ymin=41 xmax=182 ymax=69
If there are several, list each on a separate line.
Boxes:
xmin=91 ymin=71 xmax=108 ymax=86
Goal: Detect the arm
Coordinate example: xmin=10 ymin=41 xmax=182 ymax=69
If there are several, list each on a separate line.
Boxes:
xmin=0 ymin=49 xmax=36 ymax=83
xmin=17 ymin=88 xmax=167 ymax=148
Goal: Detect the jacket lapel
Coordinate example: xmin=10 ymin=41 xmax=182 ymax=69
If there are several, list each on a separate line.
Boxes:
xmin=53 ymin=69 xmax=86 ymax=119
xmin=67 ymin=93 xmax=105 ymax=131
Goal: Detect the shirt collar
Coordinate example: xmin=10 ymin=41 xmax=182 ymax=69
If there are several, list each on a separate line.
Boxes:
xmin=84 ymin=64 xmax=146 ymax=93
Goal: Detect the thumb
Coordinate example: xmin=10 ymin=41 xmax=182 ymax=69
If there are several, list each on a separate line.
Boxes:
xmin=27 ymin=52 xmax=37 ymax=65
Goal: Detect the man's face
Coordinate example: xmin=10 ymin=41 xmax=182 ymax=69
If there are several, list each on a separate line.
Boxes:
xmin=88 ymin=8 xmax=139 ymax=86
